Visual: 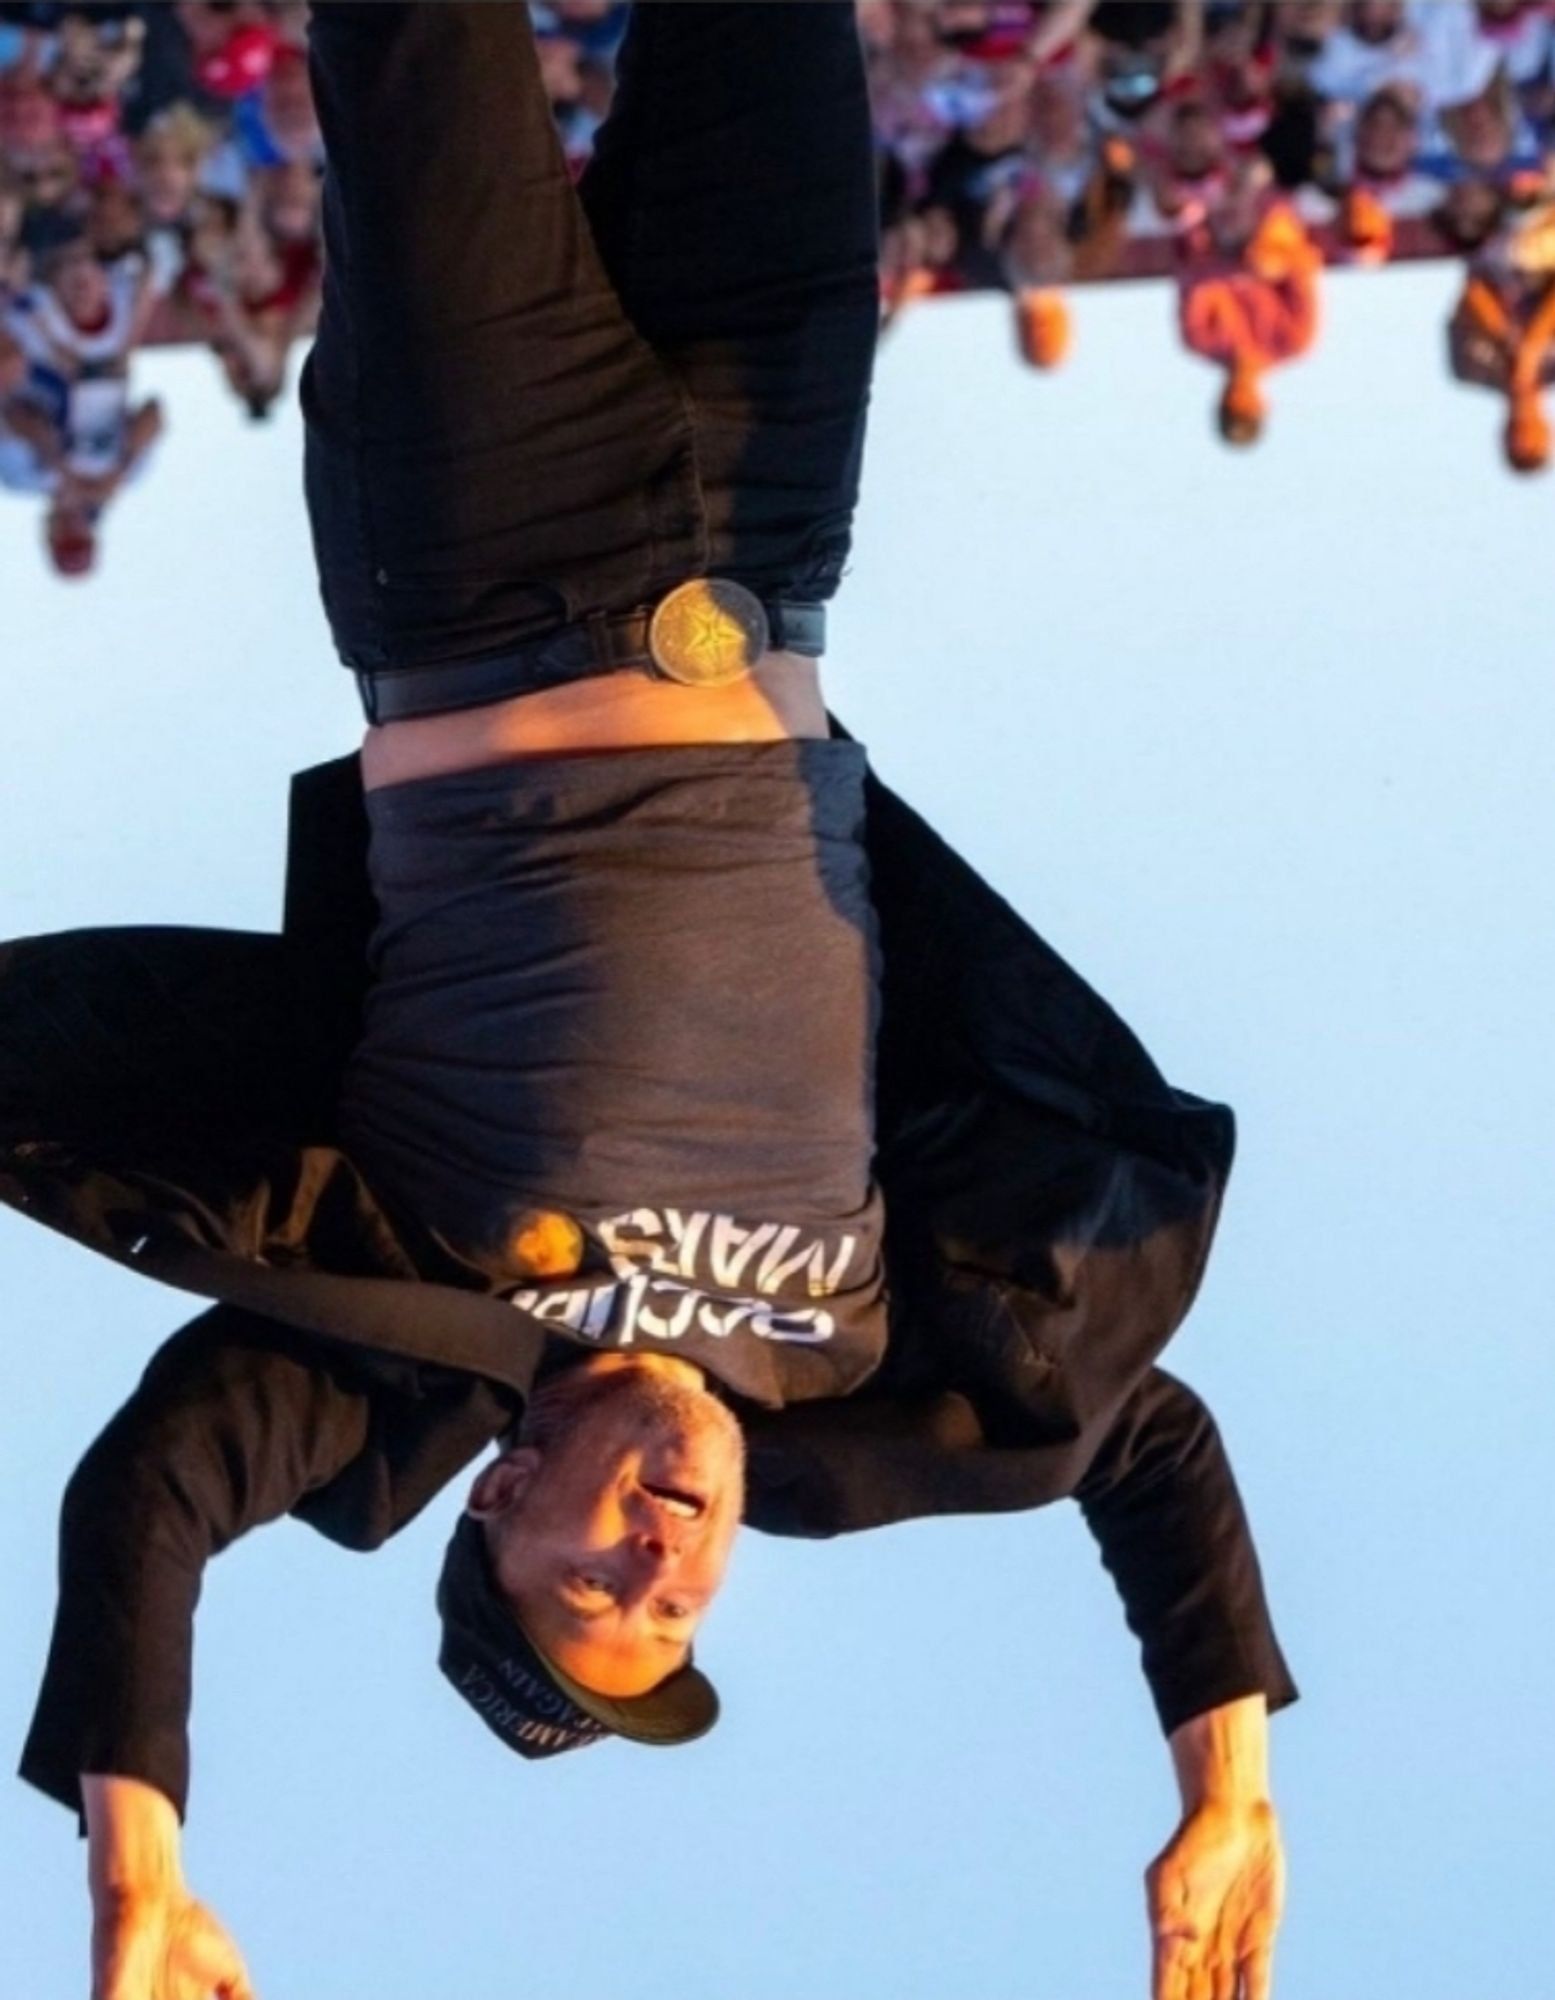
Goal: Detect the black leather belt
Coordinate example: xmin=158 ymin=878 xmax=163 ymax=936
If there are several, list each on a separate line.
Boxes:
xmin=354 ymin=580 xmax=827 ymax=725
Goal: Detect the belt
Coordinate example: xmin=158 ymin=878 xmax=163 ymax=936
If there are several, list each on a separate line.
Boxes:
xmin=354 ymin=579 xmax=827 ymax=725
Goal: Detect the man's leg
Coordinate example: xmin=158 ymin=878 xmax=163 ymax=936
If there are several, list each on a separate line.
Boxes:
xmin=302 ymin=3 xmax=700 ymax=677
xmin=577 ymin=2 xmax=881 ymax=602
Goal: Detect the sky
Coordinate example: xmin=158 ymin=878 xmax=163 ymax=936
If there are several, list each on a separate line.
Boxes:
xmin=2 ymin=260 xmax=1553 ymax=2000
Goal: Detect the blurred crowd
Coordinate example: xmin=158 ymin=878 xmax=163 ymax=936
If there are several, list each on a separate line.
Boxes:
xmin=854 ymin=0 xmax=1555 ymax=458
xmin=1 ymin=0 xmax=320 ymax=574
xmin=4 ymin=3 xmax=1553 ymax=581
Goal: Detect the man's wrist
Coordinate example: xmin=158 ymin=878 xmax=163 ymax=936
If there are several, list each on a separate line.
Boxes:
xmin=82 ymin=1775 xmax=185 ymax=1902
xmin=1167 ymin=1693 xmax=1271 ymax=1812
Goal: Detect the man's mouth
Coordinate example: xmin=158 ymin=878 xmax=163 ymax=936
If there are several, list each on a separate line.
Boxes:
xmin=641 ymin=1482 xmax=708 ymax=1521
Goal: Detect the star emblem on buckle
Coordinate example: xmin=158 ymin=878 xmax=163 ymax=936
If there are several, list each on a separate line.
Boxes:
xmin=647 ymin=578 xmax=770 ymax=687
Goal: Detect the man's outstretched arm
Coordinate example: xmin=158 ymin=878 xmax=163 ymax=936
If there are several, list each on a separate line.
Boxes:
xmin=1073 ymin=1370 xmax=1292 ymax=2000
xmin=22 ymin=1314 xmax=378 ymax=2000
xmin=24 ymin=1310 xmax=513 ymax=1999
xmin=22 ymin=1313 xmax=376 ymax=1823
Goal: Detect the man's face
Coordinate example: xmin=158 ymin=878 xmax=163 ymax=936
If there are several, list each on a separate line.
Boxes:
xmin=474 ymin=1360 xmax=745 ymax=1701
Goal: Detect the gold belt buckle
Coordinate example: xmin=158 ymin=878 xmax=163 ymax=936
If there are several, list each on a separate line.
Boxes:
xmin=647 ymin=578 xmax=770 ymax=688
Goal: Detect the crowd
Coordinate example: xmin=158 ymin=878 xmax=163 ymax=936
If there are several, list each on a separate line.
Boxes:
xmin=1 ymin=0 xmax=320 ymax=574
xmin=853 ymin=0 xmax=1555 ymax=457
xmin=3 ymin=2 xmax=1552 ymax=580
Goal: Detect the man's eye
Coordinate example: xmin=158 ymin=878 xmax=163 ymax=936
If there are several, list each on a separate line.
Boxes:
xmin=655 ymin=1600 xmax=692 ymax=1622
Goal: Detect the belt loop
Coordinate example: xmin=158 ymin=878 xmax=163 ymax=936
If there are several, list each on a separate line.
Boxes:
xmin=584 ymin=608 xmax=614 ymax=670
xmin=355 ymin=671 xmax=380 ymax=726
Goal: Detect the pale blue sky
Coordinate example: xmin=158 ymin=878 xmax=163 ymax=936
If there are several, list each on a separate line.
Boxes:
xmin=3 ymin=261 xmax=1553 ymax=1999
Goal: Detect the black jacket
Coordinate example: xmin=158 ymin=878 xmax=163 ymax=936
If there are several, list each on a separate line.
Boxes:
xmin=1 ymin=753 xmax=1297 ymax=1817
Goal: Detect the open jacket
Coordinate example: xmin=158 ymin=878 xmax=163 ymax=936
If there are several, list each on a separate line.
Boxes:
xmin=1 ymin=751 xmax=1297 ymax=1818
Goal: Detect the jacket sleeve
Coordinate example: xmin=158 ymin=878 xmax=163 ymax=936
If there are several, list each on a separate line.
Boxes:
xmin=1073 ymin=1368 xmax=1299 ymax=1737
xmin=18 ymin=1311 xmax=378 ymax=1828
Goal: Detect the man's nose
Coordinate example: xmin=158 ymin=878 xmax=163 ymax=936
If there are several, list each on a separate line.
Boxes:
xmin=630 ymin=1499 xmax=690 ymax=1564
xmin=635 ymin=1520 xmax=681 ymax=1563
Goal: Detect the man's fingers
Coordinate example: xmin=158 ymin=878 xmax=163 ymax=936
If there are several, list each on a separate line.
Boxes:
xmin=208 ymin=1955 xmax=257 ymax=2000
xmin=1151 ymin=1928 xmax=1199 ymax=2000
xmin=206 ymin=1940 xmax=257 ymax=2000
xmin=1239 ymin=1941 xmax=1275 ymax=2000
xmin=183 ymin=1910 xmax=257 ymax=2000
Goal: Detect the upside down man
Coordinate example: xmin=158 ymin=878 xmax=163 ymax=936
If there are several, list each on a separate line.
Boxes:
xmin=0 ymin=9 xmax=1294 ymax=1998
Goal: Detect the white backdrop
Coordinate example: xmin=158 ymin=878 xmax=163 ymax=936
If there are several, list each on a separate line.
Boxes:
xmin=3 ymin=265 xmax=1553 ymax=1999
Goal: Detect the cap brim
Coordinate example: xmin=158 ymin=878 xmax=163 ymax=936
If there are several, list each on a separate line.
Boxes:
xmin=532 ymin=1633 xmax=720 ymax=1747
xmin=441 ymin=1513 xmax=719 ymax=1750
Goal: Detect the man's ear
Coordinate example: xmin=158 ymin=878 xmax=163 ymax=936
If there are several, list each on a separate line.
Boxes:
xmin=466 ymin=1446 xmax=542 ymax=1520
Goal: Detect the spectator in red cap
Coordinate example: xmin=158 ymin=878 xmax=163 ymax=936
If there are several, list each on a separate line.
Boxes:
xmin=13 ymin=384 xmax=163 ymax=575
xmin=196 ymin=19 xmax=280 ymax=103
xmin=251 ymin=43 xmax=320 ymax=163
xmin=43 ymin=486 xmax=96 ymax=576
xmin=173 ymin=1 xmax=279 ymax=100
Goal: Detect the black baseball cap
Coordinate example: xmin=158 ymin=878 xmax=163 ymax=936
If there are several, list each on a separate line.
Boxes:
xmin=436 ymin=1512 xmax=720 ymax=1760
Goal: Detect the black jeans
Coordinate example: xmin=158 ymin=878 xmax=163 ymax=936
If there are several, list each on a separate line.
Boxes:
xmin=301 ymin=2 xmax=881 ymax=701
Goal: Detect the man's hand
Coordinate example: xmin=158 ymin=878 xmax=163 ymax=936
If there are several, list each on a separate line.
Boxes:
xmin=1146 ymin=1795 xmax=1284 ymax=2000
xmin=83 ymin=1776 xmax=257 ymax=2000
xmin=92 ymin=1885 xmax=256 ymax=2000
xmin=1148 ymin=1694 xmax=1286 ymax=2000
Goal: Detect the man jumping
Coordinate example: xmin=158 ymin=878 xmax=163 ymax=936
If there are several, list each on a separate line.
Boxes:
xmin=0 ymin=9 xmax=1293 ymax=1999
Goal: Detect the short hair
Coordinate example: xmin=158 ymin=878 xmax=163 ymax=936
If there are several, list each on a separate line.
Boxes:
xmin=516 ymin=1363 xmax=638 ymax=1453
xmin=137 ymin=102 xmax=217 ymax=166
xmin=513 ymin=1359 xmax=746 ymax=1474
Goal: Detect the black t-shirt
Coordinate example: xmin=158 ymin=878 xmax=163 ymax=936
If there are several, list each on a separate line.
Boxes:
xmin=337 ymin=741 xmax=886 ymax=1406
